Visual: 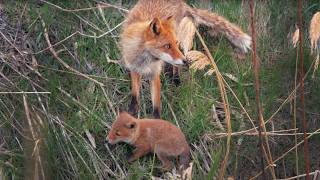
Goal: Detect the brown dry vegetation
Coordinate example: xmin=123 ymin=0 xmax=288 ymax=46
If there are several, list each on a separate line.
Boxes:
xmin=0 ymin=1 xmax=320 ymax=180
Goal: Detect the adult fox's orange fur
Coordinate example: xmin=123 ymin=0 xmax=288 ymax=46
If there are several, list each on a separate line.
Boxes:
xmin=107 ymin=111 xmax=190 ymax=171
xmin=120 ymin=0 xmax=251 ymax=118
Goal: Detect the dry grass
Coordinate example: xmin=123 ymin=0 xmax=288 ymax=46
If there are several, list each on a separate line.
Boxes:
xmin=310 ymin=12 xmax=320 ymax=75
xmin=177 ymin=17 xmax=196 ymax=54
xmin=2 ymin=1 xmax=320 ymax=180
xmin=310 ymin=12 xmax=320 ymax=54
xmin=292 ymin=27 xmax=300 ymax=48
xmin=186 ymin=50 xmax=215 ymax=75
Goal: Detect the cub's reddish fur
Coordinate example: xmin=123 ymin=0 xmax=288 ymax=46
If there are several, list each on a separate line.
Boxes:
xmin=107 ymin=111 xmax=190 ymax=171
xmin=121 ymin=0 xmax=251 ymax=118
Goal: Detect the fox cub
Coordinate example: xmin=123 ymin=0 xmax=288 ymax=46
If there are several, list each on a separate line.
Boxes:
xmin=107 ymin=111 xmax=190 ymax=171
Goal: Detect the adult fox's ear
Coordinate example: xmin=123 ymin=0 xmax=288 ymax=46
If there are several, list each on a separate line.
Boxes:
xmin=150 ymin=17 xmax=162 ymax=36
xmin=165 ymin=15 xmax=174 ymax=26
xmin=126 ymin=121 xmax=136 ymax=129
xmin=166 ymin=15 xmax=173 ymax=20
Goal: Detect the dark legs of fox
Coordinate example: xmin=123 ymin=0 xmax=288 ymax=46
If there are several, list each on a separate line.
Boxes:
xmin=151 ymin=74 xmax=161 ymax=118
xmin=164 ymin=64 xmax=181 ymax=86
xmin=172 ymin=66 xmax=181 ymax=86
xmin=129 ymin=71 xmax=161 ymax=118
xmin=128 ymin=72 xmax=141 ymax=116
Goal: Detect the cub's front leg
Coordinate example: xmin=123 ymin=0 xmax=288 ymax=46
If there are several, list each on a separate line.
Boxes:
xmin=128 ymin=145 xmax=150 ymax=163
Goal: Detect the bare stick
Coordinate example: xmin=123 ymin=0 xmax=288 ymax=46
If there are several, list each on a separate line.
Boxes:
xmin=277 ymin=170 xmax=319 ymax=180
xmin=297 ymin=0 xmax=311 ymax=179
xmin=250 ymin=128 xmax=320 ymax=179
xmin=40 ymin=0 xmax=129 ymax=13
xmin=0 ymin=92 xmax=50 ymax=94
xmin=207 ymin=130 xmax=320 ymax=139
xmin=195 ymin=29 xmax=231 ymax=180
xmin=39 ymin=15 xmax=104 ymax=87
xmin=34 ymin=20 xmax=125 ymax=55
xmin=249 ymin=1 xmax=275 ymax=178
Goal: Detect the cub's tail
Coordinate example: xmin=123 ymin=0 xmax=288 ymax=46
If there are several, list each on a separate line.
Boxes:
xmin=185 ymin=6 xmax=251 ymax=53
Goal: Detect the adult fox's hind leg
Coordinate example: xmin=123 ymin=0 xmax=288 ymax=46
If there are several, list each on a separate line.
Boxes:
xmin=172 ymin=66 xmax=181 ymax=86
xmin=164 ymin=64 xmax=181 ymax=86
xmin=128 ymin=71 xmax=141 ymax=116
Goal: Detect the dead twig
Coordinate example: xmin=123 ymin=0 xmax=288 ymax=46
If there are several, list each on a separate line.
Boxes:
xmin=249 ymin=1 xmax=276 ymax=178
xmin=297 ymin=1 xmax=311 ymax=179
xmin=34 ymin=20 xmax=125 ymax=55
xmin=250 ymin=128 xmax=320 ymax=179
xmin=207 ymin=130 xmax=320 ymax=139
xmin=277 ymin=170 xmax=319 ymax=180
xmin=0 ymin=92 xmax=50 ymax=94
xmin=195 ymin=29 xmax=231 ymax=180
xmin=39 ymin=15 xmax=104 ymax=87
xmin=40 ymin=0 xmax=129 ymax=13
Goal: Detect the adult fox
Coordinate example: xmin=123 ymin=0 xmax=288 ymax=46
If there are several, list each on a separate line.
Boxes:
xmin=120 ymin=0 xmax=251 ymax=118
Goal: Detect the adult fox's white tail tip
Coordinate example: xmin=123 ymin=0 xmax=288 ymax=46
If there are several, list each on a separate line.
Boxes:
xmin=186 ymin=6 xmax=252 ymax=53
xmin=236 ymin=34 xmax=252 ymax=53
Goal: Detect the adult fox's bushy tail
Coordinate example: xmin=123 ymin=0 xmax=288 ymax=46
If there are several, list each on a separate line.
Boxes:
xmin=185 ymin=6 xmax=251 ymax=53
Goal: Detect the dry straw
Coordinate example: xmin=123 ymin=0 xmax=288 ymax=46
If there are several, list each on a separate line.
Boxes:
xmin=292 ymin=27 xmax=299 ymax=48
xmin=177 ymin=17 xmax=196 ymax=54
xmin=186 ymin=50 xmax=215 ymax=75
xmin=310 ymin=12 xmax=320 ymax=75
xmin=310 ymin=12 xmax=320 ymax=54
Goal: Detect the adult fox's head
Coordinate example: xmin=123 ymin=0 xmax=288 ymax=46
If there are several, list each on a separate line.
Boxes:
xmin=106 ymin=112 xmax=138 ymax=145
xmin=144 ymin=17 xmax=185 ymax=65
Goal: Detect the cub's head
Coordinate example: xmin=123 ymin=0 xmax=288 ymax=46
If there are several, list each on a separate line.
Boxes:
xmin=144 ymin=17 xmax=185 ymax=65
xmin=107 ymin=111 xmax=137 ymax=145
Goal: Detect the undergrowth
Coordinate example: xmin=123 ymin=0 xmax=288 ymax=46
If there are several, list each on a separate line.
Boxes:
xmin=0 ymin=0 xmax=319 ymax=179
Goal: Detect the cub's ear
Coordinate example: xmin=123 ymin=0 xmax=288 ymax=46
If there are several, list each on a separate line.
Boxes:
xmin=150 ymin=17 xmax=162 ymax=36
xmin=118 ymin=106 xmax=125 ymax=113
xmin=126 ymin=121 xmax=136 ymax=129
xmin=117 ymin=106 xmax=128 ymax=116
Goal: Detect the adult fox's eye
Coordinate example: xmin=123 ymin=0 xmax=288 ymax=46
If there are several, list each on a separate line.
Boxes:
xmin=164 ymin=44 xmax=171 ymax=49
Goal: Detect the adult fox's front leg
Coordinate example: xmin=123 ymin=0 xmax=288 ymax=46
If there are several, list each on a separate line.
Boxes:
xmin=151 ymin=74 xmax=161 ymax=118
xmin=128 ymin=71 xmax=141 ymax=116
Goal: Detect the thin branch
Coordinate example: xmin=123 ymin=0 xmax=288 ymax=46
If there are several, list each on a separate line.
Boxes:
xmin=207 ymin=130 xmax=320 ymax=139
xmin=277 ymin=170 xmax=319 ymax=180
xmin=297 ymin=0 xmax=311 ymax=179
xmin=250 ymin=128 xmax=320 ymax=179
xmin=293 ymin=25 xmax=300 ymax=178
xmin=249 ymin=1 xmax=275 ymax=178
xmin=237 ymin=57 xmax=316 ymax=137
xmin=195 ymin=29 xmax=232 ymax=180
xmin=0 ymin=92 xmax=50 ymax=94
xmin=34 ymin=20 xmax=125 ymax=55
xmin=40 ymin=0 xmax=129 ymax=13
xmin=39 ymin=15 xmax=104 ymax=87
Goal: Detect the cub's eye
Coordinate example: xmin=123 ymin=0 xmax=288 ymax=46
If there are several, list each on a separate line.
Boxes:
xmin=115 ymin=131 xmax=120 ymax=136
xmin=164 ymin=44 xmax=171 ymax=49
